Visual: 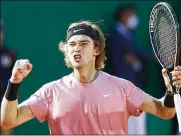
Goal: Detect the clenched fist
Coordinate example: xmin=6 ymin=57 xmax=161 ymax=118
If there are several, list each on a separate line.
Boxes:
xmin=10 ymin=59 xmax=33 ymax=83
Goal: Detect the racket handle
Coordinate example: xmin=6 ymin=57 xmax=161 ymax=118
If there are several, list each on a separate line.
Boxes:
xmin=167 ymin=71 xmax=174 ymax=95
xmin=174 ymin=94 xmax=181 ymax=133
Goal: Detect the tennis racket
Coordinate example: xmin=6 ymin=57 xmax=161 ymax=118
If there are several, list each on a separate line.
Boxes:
xmin=149 ymin=2 xmax=181 ymax=133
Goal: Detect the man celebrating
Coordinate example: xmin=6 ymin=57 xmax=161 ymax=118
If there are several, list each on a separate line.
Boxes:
xmin=1 ymin=20 xmax=181 ymax=135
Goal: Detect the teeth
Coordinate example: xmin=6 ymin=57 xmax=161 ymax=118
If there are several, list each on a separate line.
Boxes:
xmin=75 ymin=58 xmax=80 ymax=62
xmin=74 ymin=55 xmax=81 ymax=59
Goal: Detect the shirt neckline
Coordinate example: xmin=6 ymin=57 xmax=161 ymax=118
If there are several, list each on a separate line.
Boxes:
xmin=69 ymin=71 xmax=102 ymax=86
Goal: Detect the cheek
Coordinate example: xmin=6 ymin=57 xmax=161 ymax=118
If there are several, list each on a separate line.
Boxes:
xmin=67 ymin=47 xmax=73 ymax=55
xmin=83 ymin=49 xmax=94 ymax=60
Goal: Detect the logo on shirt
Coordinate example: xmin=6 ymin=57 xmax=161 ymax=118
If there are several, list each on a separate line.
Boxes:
xmin=103 ymin=93 xmax=112 ymax=97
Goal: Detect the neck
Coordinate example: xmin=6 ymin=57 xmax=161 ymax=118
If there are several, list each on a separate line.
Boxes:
xmin=73 ymin=66 xmax=98 ymax=83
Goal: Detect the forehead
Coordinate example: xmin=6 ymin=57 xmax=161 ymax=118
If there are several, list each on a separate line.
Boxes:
xmin=68 ymin=35 xmax=93 ymax=43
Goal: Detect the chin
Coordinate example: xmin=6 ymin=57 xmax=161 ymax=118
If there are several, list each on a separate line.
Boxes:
xmin=72 ymin=63 xmax=83 ymax=69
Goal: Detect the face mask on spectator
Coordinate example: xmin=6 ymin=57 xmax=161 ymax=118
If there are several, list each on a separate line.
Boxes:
xmin=126 ymin=15 xmax=139 ymax=30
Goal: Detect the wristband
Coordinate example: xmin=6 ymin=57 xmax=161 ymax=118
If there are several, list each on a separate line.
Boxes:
xmin=5 ymin=81 xmax=20 ymax=101
xmin=163 ymin=91 xmax=175 ymax=108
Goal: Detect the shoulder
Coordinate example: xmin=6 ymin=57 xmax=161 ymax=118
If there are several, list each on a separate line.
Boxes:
xmin=101 ymin=71 xmax=138 ymax=94
xmin=40 ymin=73 xmax=74 ymax=92
xmin=101 ymin=71 xmax=133 ymax=87
xmin=41 ymin=74 xmax=72 ymax=90
xmin=33 ymin=74 xmax=72 ymax=100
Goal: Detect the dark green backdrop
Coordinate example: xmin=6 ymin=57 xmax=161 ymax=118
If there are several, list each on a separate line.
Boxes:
xmin=1 ymin=0 xmax=181 ymax=135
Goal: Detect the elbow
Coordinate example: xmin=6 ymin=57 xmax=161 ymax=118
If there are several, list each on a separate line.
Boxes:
xmin=164 ymin=114 xmax=175 ymax=120
xmin=1 ymin=124 xmax=13 ymax=130
xmin=162 ymin=116 xmax=172 ymax=120
xmin=1 ymin=120 xmax=15 ymax=129
xmin=162 ymin=109 xmax=175 ymax=120
xmin=162 ymin=115 xmax=174 ymax=120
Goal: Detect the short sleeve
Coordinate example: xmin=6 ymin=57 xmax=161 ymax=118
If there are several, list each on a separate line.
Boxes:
xmin=125 ymin=81 xmax=148 ymax=117
xmin=23 ymin=86 xmax=50 ymax=122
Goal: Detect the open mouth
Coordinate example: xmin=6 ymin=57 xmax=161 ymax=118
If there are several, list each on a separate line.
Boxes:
xmin=74 ymin=54 xmax=81 ymax=62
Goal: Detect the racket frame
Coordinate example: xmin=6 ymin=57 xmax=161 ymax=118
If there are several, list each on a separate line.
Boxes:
xmin=149 ymin=2 xmax=180 ymax=70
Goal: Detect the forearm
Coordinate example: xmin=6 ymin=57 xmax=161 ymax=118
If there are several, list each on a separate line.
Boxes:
xmin=1 ymin=98 xmax=19 ymax=128
xmin=1 ymin=81 xmax=20 ymax=128
xmin=153 ymin=91 xmax=176 ymax=119
xmin=158 ymin=98 xmax=175 ymax=119
xmin=149 ymin=97 xmax=175 ymax=119
xmin=140 ymin=95 xmax=175 ymax=120
xmin=160 ymin=91 xmax=176 ymax=119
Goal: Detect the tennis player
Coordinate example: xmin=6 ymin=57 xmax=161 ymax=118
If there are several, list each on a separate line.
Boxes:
xmin=1 ymin=20 xmax=181 ymax=135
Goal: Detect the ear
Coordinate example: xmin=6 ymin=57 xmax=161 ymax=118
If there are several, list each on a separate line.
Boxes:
xmin=93 ymin=47 xmax=100 ymax=56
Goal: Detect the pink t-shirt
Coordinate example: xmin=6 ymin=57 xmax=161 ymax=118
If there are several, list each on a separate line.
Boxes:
xmin=23 ymin=71 xmax=148 ymax=135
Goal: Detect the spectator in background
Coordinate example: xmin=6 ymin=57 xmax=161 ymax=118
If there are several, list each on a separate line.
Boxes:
xmin=0 ymin=18 xmax=16 ymax=135
xmin=107 ymin=6 xmax=153 ymax=134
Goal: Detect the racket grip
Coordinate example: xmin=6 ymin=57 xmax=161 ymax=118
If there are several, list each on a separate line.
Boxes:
xmin=167 ymin=71 xmax=172 ymax=82
xmin=174 ymin=94 xmax=181 ymax=133
xmin=167 ymin=71 xmax=174 ymax=95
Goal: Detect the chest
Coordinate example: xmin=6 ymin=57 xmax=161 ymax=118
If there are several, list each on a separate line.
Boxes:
xmin=50 ymin=85 xmax=126 ymax=119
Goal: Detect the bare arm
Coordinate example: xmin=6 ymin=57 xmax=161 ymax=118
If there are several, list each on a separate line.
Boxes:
xmin=1 ymin=98 xmax=35 ymax=129
xmin=1 ymin=59 xmax=34 ymax=129
xmin=140 ymin=95 xmax=175 ymax=119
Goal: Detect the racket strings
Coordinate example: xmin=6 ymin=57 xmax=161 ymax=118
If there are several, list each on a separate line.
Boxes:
xmin=153 ymin=7 xmax=176 ymax=68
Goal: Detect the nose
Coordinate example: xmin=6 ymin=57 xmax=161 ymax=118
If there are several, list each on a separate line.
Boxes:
xmin=74 ymin=45 xmax=81 ymax=53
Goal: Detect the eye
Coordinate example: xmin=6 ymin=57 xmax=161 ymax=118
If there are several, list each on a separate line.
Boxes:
xmin=81 ymin=42 xmax=88 ymax=46
xmin=68 ymin=43 xmax=75 ymax=47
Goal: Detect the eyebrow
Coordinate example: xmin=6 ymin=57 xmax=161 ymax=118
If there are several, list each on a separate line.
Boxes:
xmin=68 ymin=40 xmax=90 ymax=43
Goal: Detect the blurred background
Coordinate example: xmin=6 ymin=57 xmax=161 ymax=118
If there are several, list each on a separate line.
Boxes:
xmin=1 ymin=0 xmax=181 ymax=135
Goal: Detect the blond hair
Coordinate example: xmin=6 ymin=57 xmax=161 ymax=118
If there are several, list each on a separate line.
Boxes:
xmin=59 ymin=20 xmax=106 ymax=71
